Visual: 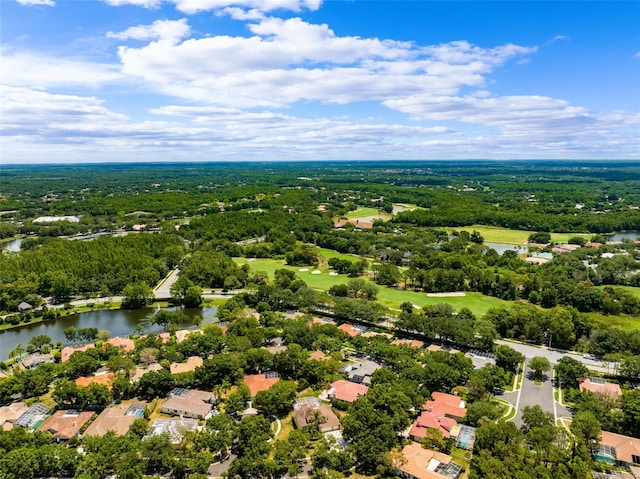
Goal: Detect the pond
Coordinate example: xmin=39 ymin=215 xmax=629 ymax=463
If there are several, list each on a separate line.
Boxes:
xmin=606 ymin=231 xmax=640 ymax=242
xmin=0 ymin=305 xmax=217 ymax=360
xmin=484 ymin=242 xmax=529 ymax=255
xmin=1 ymin=238 xmax=23 ymax=252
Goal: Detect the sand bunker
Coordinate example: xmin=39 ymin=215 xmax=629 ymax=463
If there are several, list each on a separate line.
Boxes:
xmin=311 ymin=270 xmax=322 ymax=275
xmin=426 ymin=292 xmax=466 ymax=297
xmin=298 ymin=268 xmax=309 ymax=272
xmin=329 ymin=272 xmax=339 ymax=276
xmin=247 ymin=258 xmax=256 ymax=262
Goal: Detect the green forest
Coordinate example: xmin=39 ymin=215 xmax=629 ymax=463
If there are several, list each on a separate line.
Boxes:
xmin=1 ymin=161 xmax=639 ymax=479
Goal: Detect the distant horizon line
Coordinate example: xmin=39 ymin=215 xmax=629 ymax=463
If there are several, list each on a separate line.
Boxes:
xmin=3 ymin=158 xmax=640 ymax=167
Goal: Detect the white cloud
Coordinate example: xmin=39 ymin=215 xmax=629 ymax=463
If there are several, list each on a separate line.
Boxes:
xmin=101 ymin=0 xmax=321 ymax=13
xmin=114 ymin=16 xmax=531 ymax=108
xmin=544 ymin=35 xmax=568 ymax=46
xmin=172 ymin=0 xmax=321 ymax=14
xmin=16 ymin=0 xmax=55 ymax=6
xmin=3 ymin=85 xmax=638 ymax=164
xmin=102 ymin=0 xmax=162 ymax=8
xmin=107 ymin=18 xmax=191 ymax=43
xmin=0 ymin=51 xmax=122 ymax=89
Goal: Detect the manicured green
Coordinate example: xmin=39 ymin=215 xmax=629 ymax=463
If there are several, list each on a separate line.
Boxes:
xmin=316 ymin=247 xmax=365 ymax=263
xmin=344 ymin=207 xmax=383 ymax=219
xmin=457 ymin=225 xmax=592 ymax=245
xmin=234 ymin=257 xmax=510 ymax=316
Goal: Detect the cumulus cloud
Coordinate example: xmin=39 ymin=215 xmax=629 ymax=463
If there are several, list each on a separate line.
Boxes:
xmin=101 ymin=0 xmax=321 ymax=13
xmin=102 ymin=0 xmax=162 ymax=8
xmin=16 ymin=0 xmax=55 ymax=6
xmin=107 ymin=18 xmax=191 ymax=43
xmin=113 ymin=16 xmax=531 ymax=108
xmin=1 ymin=51 xmax=122 ymax=89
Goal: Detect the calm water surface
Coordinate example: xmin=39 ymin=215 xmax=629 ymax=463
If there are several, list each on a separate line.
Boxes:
xmin=0 ymin=306 xmax=217 ymax=359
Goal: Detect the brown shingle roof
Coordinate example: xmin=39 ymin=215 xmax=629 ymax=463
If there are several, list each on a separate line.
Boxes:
xmin=83 ymin=406 xmax=139 ymax=437
xmin=38 ymin=410 xmax=94 ymax=440
xmin=293 ymin=404 xmax=340 ymax=433
xmin=169 ymin=356 xmax=203 ymax=375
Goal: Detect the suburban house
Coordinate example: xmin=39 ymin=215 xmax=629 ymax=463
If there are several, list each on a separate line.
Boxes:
xmin=337 ymin=323 xmax=366 ymax=338
xmin=175 ymin=329 xmax=202 ymax=343
xmin=579 ymin=377 xmax=623 ymax=398
xmin=409 ymin=410 xmax=457 ymax=442
xmin=61 ymin=344 xmax=96 ymax=362
xmin=423 ymin=392 xmax=467 ymax=421
xmin=395 ymin=443 xmax=463 ymax=479
xmin=594 ymin=430 xmax=640 ymax=467
xmin=243 ymin=372 xmax=280 ymax=397
xmin=170 ymin=356 xmax=204 ymax=375
xmin=18 ymin=302 xmax=33 ymax=313
xmin=292 ymin=397 xmax=340 ymax=433
xmin=14 ymin=403 xmax=51 ymax=430
xmin=161 ymin=388 xmax=217 ymax=419
xmin=309 ymin=350 xmax=329 ymax=361
xmin=18 ymin=353 xmax=54 ymax=370
xmin=0 ymin=402 xmax=29 ymax=431
xmin=76 ymin=371 xmax=115 ymax=390
xmin=83 ymin=403 xmax=146 ymax=437
xmin=345 ymin=359 xmax=382 ymax=386
xmin=38 ymin=410 xmax=94 ymax=442
xmin=144 ymin=418 xmax=199 ymax=444
xmin=103 ymin=337 xmax=135 ymax=352
xmin=326 ymin=380 xmax=368 ymax=403
xmin=130 ymin=363 xmax=163 ymax=382
xmin=333 ymin=219 xmax=373 ymax=230
xmin=391 ymin=338 xmax=425 ymax=349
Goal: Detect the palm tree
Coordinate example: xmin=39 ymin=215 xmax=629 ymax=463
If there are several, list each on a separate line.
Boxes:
xmin=9 ymin=343 xmax=25 ymax=361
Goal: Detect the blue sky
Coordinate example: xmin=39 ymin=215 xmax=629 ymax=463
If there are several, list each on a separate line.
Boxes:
xmin=1 ymin=0 xmax=639 ymax=163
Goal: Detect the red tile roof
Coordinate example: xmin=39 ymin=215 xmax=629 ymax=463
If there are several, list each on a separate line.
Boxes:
xmin=328 ymin=380 xmax=368 ymax=403
xmin=243 ymin=373 xmax=280 ymax=397
xmin=579 ymin=378 xmax=622 ymax=397
xmin=409 ymin=410 xmax=457 ymax=439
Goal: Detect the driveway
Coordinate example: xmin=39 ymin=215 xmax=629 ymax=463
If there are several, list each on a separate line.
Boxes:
xmin=509 ymin=365 xmax=571 ymax=428
xmin=153 ymin=268 xmax=180 ymax=299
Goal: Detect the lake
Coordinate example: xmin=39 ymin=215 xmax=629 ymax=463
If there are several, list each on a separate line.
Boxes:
xmin=606 ymin=231 xmax=640 ymax=242
xmin=1 ymin=238 xmax=23 ymax=252
xmin=0 ymin=305 xmax=217 ymax=360
xmin=484 ymin=242 xmax=529 ymax=255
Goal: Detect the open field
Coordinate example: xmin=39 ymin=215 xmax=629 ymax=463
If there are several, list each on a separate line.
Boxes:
xmin=316 ymin=246 xmax=365 ymax=263
xmin=457 ymin=225 xmax=592 ymax=245
xmin=234 ymin=257 xmax=509 ymax=316
xmin=586 ymin=311 xmax=640 ymax=332
xmin=601 ymin=285 xmax=640 ymax=299
xmin=344 ymin=207 xmax=384 ymax=219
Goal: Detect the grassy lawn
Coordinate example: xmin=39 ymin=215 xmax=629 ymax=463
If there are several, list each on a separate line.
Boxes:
xmin=586 ymin=311 xmax=640 ymax=332
xmin=316 ymin=247 xmax=366 ymax=263
xmin=274 ymin=415 xmax=294 ymax=440
xmin=344 ymin=207 xmax=384 ymax=219
xmin=597 ymin=285 xmax=640 ymax=299
xmin=234 ymin=257 xmax=510 ymax=316
xmin=457 ymin=225 xmax=591 ymax=245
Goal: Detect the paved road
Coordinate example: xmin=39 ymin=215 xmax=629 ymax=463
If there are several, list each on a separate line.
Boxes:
xmin=153 ymin=268 xmax=180 ymax=299
xmin=496 ymin=339 xmax=609 ymax=374
xmin=509 ymin=365 xmax=571 ymax=428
